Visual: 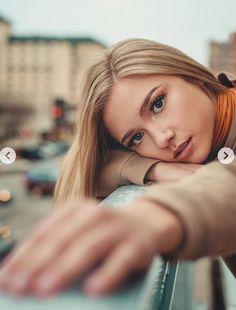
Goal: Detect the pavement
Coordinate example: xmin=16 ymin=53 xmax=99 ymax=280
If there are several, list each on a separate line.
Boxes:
xmin=0 ymin=166 xmax=52 ymax=241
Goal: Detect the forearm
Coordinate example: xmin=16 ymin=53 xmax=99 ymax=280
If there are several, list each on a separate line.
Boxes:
xmin=97 ymin=150 xmax=160 ymax=197
xmin=142 ymin=159 xmax=236 ymax=260
xmin=123 ymin=199 xmax=184 ymax=255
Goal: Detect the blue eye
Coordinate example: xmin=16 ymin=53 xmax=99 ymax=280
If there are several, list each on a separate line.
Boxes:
xmin=128 ymin=131 xmax=144 ymax=148
xmin=151 ymin=96 xmax=165 ymax=114
xmin=126 ymin=95 xmax=165 ymax=149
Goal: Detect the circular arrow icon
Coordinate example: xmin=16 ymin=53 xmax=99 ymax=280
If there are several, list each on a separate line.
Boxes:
xmin=217 ymin=147 xmax=235 ymax=165
xmin=0 ymin=147 xmax=16 ymax=165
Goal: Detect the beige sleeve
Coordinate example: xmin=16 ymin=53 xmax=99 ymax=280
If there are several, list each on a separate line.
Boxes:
xmin=97 ymin=150 xmax=160 ymax=198
xmin=142 ymin=159 xmax=236 ymax=262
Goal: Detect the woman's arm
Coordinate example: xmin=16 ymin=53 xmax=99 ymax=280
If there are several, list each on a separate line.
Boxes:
xmin=97 ymin=149 xmax=160 ymax=197
xmin=1 ymin=160 xmax=235 ymax=297
xmin=142 ymin=158 xmax=236 ymax=269
xmin=97 ymin=149 xmax=203 ymax=197
xmin=0 ymin=199 xmax=183 ymax=297
xmin=145 ymin=162 xmax=203 ymax=183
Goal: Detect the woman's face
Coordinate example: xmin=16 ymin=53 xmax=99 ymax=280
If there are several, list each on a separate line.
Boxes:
xmin=103 ymin=75 xmax=216 ymax=163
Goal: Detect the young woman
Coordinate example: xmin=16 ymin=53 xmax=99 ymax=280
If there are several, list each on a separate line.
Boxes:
xmin=54 ymin=38 xmax=235 ymax=201
xmin=0 ymin=39 xmax=235 ymax=298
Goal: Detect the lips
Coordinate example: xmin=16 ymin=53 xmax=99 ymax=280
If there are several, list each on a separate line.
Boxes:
xmin=174 ymin=137 xmax=192 ymax=159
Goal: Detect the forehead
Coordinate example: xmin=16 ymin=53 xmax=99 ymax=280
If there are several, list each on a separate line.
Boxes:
xmin=102 ymin=75 xmax=164 ymax=137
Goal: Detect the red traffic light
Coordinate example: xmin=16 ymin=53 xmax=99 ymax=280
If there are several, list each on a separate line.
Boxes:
xmin=51 ymin=106 xmax=63 ymax=119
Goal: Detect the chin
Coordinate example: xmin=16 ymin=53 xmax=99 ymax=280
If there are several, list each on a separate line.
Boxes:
xmin=191 ymin=148 xmax=211 ymax=163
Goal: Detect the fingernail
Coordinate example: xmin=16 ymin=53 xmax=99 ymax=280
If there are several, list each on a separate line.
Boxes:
xmin=33 ymin=273 xmax=58 ymax=294
xmin=10 ymin=272 xmax=30 ymax=292
xmin=84 ymin=277 xmax=105 ymax=296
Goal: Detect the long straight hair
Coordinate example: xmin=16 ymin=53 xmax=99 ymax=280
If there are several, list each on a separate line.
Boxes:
xmin=53 ymin=38 xmax=225 ymax=207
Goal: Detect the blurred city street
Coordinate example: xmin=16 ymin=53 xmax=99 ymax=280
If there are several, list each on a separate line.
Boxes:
xmin=0 ymin=156 xmax=63 ymax=240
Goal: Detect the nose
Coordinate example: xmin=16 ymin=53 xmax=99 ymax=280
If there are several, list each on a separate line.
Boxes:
xmin=151 ymin=127 xmax=175 ymax=149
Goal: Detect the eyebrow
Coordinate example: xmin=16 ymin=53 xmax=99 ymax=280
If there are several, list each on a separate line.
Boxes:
xmin=120 ymin=85 xmax=160 ymax=145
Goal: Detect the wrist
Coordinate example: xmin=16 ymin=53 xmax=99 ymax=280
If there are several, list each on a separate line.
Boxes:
xmin=125 ymin=198 xmax=184 ymax=254
xmin=144 ymin=162 xmax=159 ymax=183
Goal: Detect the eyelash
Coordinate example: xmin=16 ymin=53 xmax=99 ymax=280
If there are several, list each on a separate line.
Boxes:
xmin=127 ymin=94 xmax=166 ymax=148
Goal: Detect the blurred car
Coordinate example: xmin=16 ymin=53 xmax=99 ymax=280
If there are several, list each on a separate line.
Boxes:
xmin=39 ymin=142 xmax=69 ymax=159
xmin=17 ymin=142 xmax=69 ymax=161
xmin=16 ymin=146 xmax=40 ymax=160
xmin=25 ymin=158 xmax=61 ymax=196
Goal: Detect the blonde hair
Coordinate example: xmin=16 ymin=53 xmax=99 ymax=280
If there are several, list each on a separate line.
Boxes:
xmin=53 ymin=38 xmax=225 ymax=207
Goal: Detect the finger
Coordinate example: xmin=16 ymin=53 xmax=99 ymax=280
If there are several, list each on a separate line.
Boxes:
xmin=0 ymin=200 xmax=78 ymax=267
xmin=24 ymin=206 xmax=111 ymax=275
xmin=0 ymin=200 xmax=98 ymax=293
xmin=0 ymin=204 xmax=106 ymax=294
xmin=28 ymin=219 xmax=125 ymax=296
xmin=83 ymin=239 xmax=153 ymax=296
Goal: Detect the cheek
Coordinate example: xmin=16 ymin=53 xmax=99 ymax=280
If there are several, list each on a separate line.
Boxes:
xmin=194 ymin=107 xmax=215 ymax=136
xmin=181 ymin=98 xmax=215 ymax=133
xmin=191 ymin=124 xmax=214 ymax=163
xmin=136 ymin=139 xmax=157 ymax=158
xmin=136 ymin=139 xmax=168 ymax=160
xmin=191 ymin=142 xmax=212 ymax=163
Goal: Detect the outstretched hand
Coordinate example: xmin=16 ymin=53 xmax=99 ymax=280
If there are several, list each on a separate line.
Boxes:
xmin=0 ymin=199 xmax=182 ymax=297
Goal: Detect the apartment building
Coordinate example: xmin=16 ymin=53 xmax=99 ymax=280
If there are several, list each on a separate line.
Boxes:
xmin=209 ymin=32 xmax=236 ymax=75
xmin=0 ymin=15 xmax=106 ymax=134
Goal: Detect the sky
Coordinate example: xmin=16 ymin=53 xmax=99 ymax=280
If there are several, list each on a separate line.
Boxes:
xmin=0 ymin=0 xmax=236 ymax=65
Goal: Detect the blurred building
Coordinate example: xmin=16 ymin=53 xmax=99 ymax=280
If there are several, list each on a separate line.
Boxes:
xmin=209 ymin=32 xmax=236 ymax=75
xmin=0 ymin=14 xmax=106 ymax=134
